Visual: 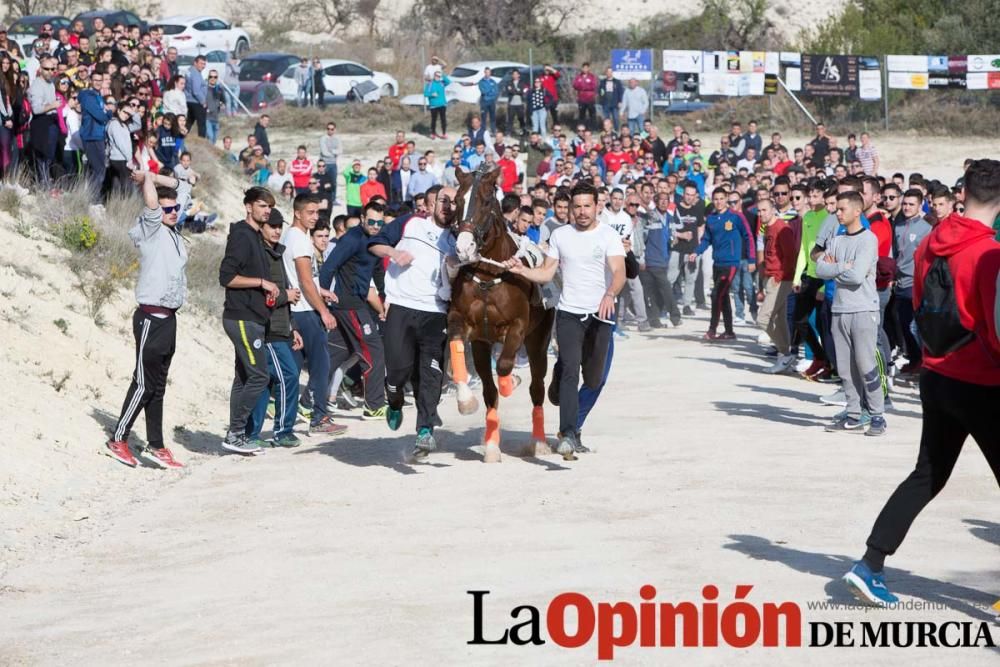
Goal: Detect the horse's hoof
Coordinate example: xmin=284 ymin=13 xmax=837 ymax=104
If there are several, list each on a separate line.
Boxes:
xmin=484 ymin=443 xmax=502 ymax=463
xmin=457 ymin=398 xmax=479 ymax=415
xmin=497 ymin=374 xmax=516 ymax=397
xmin=519 ymin=440 xmax=552 ymax=457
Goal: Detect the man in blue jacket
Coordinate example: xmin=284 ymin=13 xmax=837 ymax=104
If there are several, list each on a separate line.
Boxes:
xmin=79 ymin=69 xmax=112 ymax=200
xmin=639 ymin=192 xmax=682 ymax=327
xmin=319 ymin=200 xmax=388 ymax=419
xmin=477 ymin=67 xmax=499 ymax=134
xmin=597 ymin=67 xmax=623 ymax=131
xmin=689 ymin=188 xmax=755 ymax=340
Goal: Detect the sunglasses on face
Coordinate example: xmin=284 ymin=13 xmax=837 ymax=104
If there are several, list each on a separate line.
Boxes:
xmin=365 ymin=218 xmax=385 ymax=227
xmin=885 ymin=195 xmax=898 ymax=200
xmin=728 ymin=200 xmax=740 ymax=205
xmin=773 ymin=190 xmax=789 ymax=196
xmin=161 ymin=204 xmax=181 ymax=213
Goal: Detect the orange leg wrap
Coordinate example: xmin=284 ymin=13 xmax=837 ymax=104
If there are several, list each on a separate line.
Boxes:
xmin=450 ymin=340 xmax=468 ymax=384
xmin=498 ymin=374 xmax=515 ymax=397
xmin=484 ymin=408 xmax=500 ymax=446
xmin=531 ymin=406 xmax=545 ymax=442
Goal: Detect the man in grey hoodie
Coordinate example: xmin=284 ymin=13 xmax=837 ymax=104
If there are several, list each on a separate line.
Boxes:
xmin=817 ymin=191 xmax=884 ymax=436
xmin=106 ymin=171 xmax=188 ymax=469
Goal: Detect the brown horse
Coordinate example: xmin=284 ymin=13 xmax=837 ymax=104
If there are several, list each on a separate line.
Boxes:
xmin=448 ymin=165 xmax=555 ymax=463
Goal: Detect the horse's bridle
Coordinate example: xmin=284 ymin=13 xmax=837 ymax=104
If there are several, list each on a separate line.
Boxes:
xmin=455 ymin=166 xmax=496 ymax=251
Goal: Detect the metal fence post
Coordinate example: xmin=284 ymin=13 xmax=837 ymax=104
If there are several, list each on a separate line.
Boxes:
xmin=882 ymin=58 xmax=889 ymax=131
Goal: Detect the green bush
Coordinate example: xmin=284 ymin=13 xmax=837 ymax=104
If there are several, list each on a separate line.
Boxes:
xmin=59 ymin=216 xmax=99 ymax=252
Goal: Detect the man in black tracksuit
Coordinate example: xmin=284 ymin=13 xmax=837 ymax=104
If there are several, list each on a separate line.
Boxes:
xmin=219 ymin=187 xmax=279 ymax=454
xmin=319 ymin=200 xmax=388 ymax=419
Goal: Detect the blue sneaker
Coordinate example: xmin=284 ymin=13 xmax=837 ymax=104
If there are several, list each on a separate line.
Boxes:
xmin=825 ymin=415 xmax=866 ymax=432
xmin=866 ymin=415 xmax=887 ymax=437
xmin=386 ymin=405 xmax=403 ymax=431
xmin=412 ymin=428 xmax=437 ymax=458
xmin=843 ymin=561 xmax=899 ymax=606
xmin=613 ymin=329 xmax=630 ymax=340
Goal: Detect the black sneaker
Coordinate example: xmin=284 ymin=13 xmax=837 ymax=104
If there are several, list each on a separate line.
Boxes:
xmin=682 ymin=306 xmax=695 ymax=316
xmin=649 ymin=319 xmax=664 ymax=329
xmin=670 ymin=315 xmax=683 ymax=327
xmin=574 ymin=432 xmax=591 ymax=454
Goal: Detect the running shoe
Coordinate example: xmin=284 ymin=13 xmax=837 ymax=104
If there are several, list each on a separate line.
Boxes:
xmin=362 ymin=405 xmax=388 ymax=420
xmin=718 ymin=332 xmax=737 ymax=340
xmin=801 ymin=359 xmax=826 ymax=379
xmin=246 ymin=437 xmax=271 ymax=450
xmin=702 ymin=331 xmax=720 ymax=340
xmin=556 ymin=433 xmax=578 ymax=461
xmin=697 ymin=303 xmax=709 ymax=310
xmin=866 ymin=415 xmax=887 ymax=437
xmin=825 ymin=415 xmax=866 ymax=432
xmin=143 ymin=446 xmax=184 ymax=468
xmin=573 ymin=432 xmax=592 ymax=454
xmin=613 ymin=329 xmax=630 ymax=340
xmin=820 ymin=389 xmax=847 ymax=406
xmin=649 ymin=318 xmax=664 ymax=329
xmin=763 ymin=353 xmax=796 ymax=374
xmin=308 ymin=416 xmax=348 ymax=437
xmin=733 ymin=316 xmax=746 ymax=325
xmin=413 ymin=428 xmax=437 ymax=457
xmin=815 ymin=370 xmax=841 ymax=384
xmin=105 ymin=439 xmax=138 ymax=467
xmin=297 ymin=403 xmax=313 ymax=419
xmin=830 ymin=409 xmax=871 ymax=426
xmin=272 ymin=433 xmax=302 ymax=448
xmin=843 ymin=561 xmax=899 ymax=607
xmin=468 ymin=376 xmax=483 ymax=390
xmin=682 ymin=306 xmax=695 ymax=316
xmin=386 ymin=405 xmax=403 ymax=431
xmin=336 ymin=394 xmax=360 ymax=411
xmin=670 ymin=314 xmax=683 ymax=327
xmin=222 ymin=432 xmax=262 ymax=454
xmin=266 ymin=399 xmax=276 ymax=419
xmin=756 ymin=332 xmax=771 ymax=346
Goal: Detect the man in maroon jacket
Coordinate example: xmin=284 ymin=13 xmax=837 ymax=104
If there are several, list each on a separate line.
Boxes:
xmin=756 ymin=197 xmax=798 ymax=373
xmin=842 ymin=158 xmax=1000 ymax=607
xmin=572 ymin=62 xmax=598 ymax=130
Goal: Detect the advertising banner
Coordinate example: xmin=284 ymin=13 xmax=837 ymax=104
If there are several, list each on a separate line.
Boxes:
xmin=967 ymin=55 xmax=1000 ymax=73
xmin=888 ymin=72 xmax=929 ymax=90
xmin=801 ymin=54 xmax=858 ymax=96
xmin=611 ymin=49 xmax=653 ymax=80
xmin=886 ymin=55 xmax=928 ymax=73
xmin=662 ymin=49 xmax=703 ymax=74
xmin=859 ymin=69 xmax=883 ymax=100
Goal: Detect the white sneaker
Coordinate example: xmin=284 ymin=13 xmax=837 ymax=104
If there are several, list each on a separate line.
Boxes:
xmin=733 ymin=316 xmax=746 ymax=325
xmin=763 ymin=353 xmax=796 ymax=374
xmin=820 ymin=389 xmax=847 ymax=406
xmin=795 ymin=358 xmax=813 ymax=373
xmin=756 ymin=332 xmax=771 ymax=346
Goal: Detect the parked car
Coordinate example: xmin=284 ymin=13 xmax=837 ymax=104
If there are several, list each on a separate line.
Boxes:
xmin=157 ymin=15 xmax=250 ymax=58
xmin=176 ymin=49 xmax=228 ymax=77
xmin=239 ymin=82 xmax=284 ymax=112
xmin=446 ymin=60 xmax=527 ymax=104
xmin=238 ymin=52 xmax=299 ymax=84
xmin=276 ymin=58 xmax=398 ymax=104
xmin=7 ymin=14 xmax=70 ymax=52
xmin=72 ymin=9 xmax=147 ymax=34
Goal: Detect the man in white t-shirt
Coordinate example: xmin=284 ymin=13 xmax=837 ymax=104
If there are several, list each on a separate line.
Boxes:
xmin=507 ymin=181 xmax=626 ymax=459
xmin=423 ymin=55 xmax=446 ymax=82
xmin=368 ymin=186 xmax=459 ymax=456
xmin=600 ymin=187 xmax=648 ymax=332
xmin=280 ymin=194 xmax=346 ymax=436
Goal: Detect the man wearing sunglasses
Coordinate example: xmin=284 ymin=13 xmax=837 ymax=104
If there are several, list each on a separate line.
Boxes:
xmin=319 ymin=200 xmax=389 ymax=421
xmin=106 ymin=170 xmax=187 ymax=469
xmin=28 ymin=56 xmax=61 ymax=186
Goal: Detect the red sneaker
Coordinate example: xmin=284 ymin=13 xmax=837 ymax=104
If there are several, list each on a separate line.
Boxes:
xmin=801 ymin=359 xmax=826 ymax=379
xmin=144 ymin=446 xmax=185 ymax=469
xmin=308 ymin=416 xmax=349 ymax=437
xmin=105 ymin=440 xmax=138 ymax=467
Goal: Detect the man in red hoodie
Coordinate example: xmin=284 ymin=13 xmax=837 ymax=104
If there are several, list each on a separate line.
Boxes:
xmin=842 ymin=158 xmax=1000 ymax=607
xmin=388 ymin=130 xmax=407 ymax=170
xmin=572 ymin=62 xmax=598 ymax=130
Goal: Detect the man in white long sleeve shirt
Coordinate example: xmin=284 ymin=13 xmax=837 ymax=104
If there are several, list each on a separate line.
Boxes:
xmin=620 ymin=79 xmax=648 ymax=136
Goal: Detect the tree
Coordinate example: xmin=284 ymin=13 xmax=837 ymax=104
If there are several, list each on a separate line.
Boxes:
xmin=406 ymin=0 xmax=578 ymax=47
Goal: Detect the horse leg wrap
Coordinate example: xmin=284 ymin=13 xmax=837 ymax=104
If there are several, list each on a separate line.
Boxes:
xmin=498 ymin=374 xmax=515 ymax=398
xmin=450 ymin=340 xmax=468 ymax=384
xmin=531 ymin=406 xmax=545 ymax=442
xmin=484 ymin=408 xmax=500 ymax=446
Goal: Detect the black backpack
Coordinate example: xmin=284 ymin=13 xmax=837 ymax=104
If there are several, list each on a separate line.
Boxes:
xmin=915 ymin=256 xmax=974 ymax=356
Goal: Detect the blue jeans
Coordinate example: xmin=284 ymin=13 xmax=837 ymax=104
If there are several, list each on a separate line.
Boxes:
xmin=480 ymin=101 xmax=497 ymax=132
xmin=206 ymin=118 xmax=219 ymax=145
xmin=531 ymin=108 xmax=548 ymax=137
xmin=602 ymin=105 xmax=619 ymax=131
xmin=732 ymin=259 xmax=758 ymax=320
xmin=247 ymin=341 xmax=300 ymax=439
xmin=627 ymin=115 xmax=644 ymax=135
xmin=293 ymin=311 xmax=330 ymax=424
xmin=577 ymin=331 xmax=614 ymax=431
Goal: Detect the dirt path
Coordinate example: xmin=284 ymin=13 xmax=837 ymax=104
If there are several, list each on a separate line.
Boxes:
xmin=1 ymin=314 xmax=996 ymax=664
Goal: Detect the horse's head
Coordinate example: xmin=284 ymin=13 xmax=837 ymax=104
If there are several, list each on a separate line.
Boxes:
xmin=454 ymin=164 xmax=504 ymax=263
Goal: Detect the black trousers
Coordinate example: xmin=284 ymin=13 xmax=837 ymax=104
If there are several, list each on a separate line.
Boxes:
xmin=639 ymin=266 xmax=680 ymax=323
xmin=709 ymin=265 xmax=737 ymax=334
xmin=505 ymin=104 xmax=526 ymax=134
xmin=328 ymin=307 xmax=386 ymax=410
xmin=894 ymin=288 xmax=921 ymax=364
xmin=577 ymin=102 xmax=596 ymax=128
xmin=384 ymin=304 xmax=447 ymax=432
xmin=791 ymin=276 xmax=828 ymax=362
xmin=187 ymin=102 xmax=207 ymax=138
xmin=113 ymin=309 xmax=176 ymax=449
xmin=429 ymin=107 xmax=447 ymax=135
xmin=554 ymin=310 xmax=612 ymax=437
xmin=865 ymin=370 xmax=1000 ymax=568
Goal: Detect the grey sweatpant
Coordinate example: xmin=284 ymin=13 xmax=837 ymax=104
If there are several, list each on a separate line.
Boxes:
xmin=832 ymin=311 xmax=884 ymax=419
xmin=223 ymin=318 xmax=270 ymax=435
